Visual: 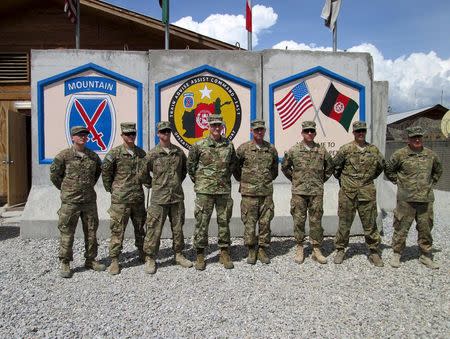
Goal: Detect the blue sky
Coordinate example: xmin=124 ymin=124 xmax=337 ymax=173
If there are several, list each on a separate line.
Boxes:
xmin=104 ymin=0 xmax=450 ymax=112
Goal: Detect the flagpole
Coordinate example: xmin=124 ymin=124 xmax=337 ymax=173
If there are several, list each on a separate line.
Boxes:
xmin=332 ymin=21 xmax=337 ymax=52
xmin=306 ymin=82 xmax=327 ymax=137
xmin=165 ymin=0 xmax=170 ymax=50
xmin=246 ymin=0 xmax=252 ymax=51
xmin=76 ymin=0 xmax=80 ymax=49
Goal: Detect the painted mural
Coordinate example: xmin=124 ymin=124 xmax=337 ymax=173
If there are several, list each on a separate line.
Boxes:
xmin=156 ymin=65 xmax=256 ymax=151
xmin=270 ymin=66 xmax=365 ymax=157
xmin=37 ymin=63 xmax=143 ymax=163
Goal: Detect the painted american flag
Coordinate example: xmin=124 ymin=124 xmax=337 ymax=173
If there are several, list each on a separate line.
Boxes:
xmin=275 ymin=81 xmax=313 ymax=130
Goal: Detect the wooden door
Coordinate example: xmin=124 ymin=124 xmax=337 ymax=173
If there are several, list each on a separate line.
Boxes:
xmin=0 ymin=102 xmax=8 ymax=205
xmin=7 ymin=109 xmax=28 ymax=205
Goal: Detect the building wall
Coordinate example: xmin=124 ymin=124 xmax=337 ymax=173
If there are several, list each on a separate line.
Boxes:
xmin=22 ymin=49 xmax=389 ymax=238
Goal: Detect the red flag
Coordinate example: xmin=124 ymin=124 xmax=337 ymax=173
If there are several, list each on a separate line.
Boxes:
xmin=64 ymin=0 xmax=77 ymax=24
xmin=246 ymin=0 xmax=252 ymax=32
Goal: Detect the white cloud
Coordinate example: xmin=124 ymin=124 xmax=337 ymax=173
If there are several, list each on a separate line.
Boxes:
xmin=173 ymin=5 xmax=277 ymax=49
xmin=273 ymin=41 xmax=450 ymax=112
xmin=272 ymin=40 xmax=332 ymax=52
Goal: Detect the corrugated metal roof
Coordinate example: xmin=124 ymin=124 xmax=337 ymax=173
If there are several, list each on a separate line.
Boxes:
xmin=387 ymin=106 xmax=433 ymax=124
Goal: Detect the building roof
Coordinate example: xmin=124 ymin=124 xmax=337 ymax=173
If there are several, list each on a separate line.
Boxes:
xmin=0 ymin=0 xmax=240 ymax=51
xmin=81 ymin=0 xmax=239 ymax=50
xmin=387 ymin=104 xmax=448 ymax=125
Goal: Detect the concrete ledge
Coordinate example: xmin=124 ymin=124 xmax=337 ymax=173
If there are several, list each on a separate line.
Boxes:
xmin=20 ymin=178 xmax=381 ymax=239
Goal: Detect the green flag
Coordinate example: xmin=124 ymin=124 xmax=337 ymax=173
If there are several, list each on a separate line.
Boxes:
xmin=159 ymin=0 xmax=169 ymax=24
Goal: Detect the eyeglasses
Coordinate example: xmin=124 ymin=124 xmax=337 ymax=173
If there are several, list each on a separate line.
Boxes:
xmin=73 ymin=133 xmax=89 ymax=138
xmin=354 ymin=130 xmax=367 ymax=134
xmin=302 ymin=129 xmax=316 ymax=134
xmin=123 ymin=132 xmax=136 ymax=137
xmin=159 ymin=129 xmax=171 ymax=134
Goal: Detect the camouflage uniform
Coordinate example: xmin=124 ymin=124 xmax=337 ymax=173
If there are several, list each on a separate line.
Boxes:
xmin=385 ymin=127 xmax=442 ymax=257
xmin=235 ymin=122 xmax=278 ymax=249
xmin=333 ymin=122 xmax=385 ymax=254
xmin=187 ymin=122 xmax=237 ymax=250
xmin=102 ymin=124 xmax=149 ymax=259
xmin=50 ymin=129 xmax=102 ymax=263
xmin=282 ymin=138 xmax=334 ymax=246
xmin=140 ymin=140 xmax=187 ymax=259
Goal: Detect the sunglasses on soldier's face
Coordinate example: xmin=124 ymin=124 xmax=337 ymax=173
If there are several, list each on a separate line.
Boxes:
xmin=159 ymin=129 xmax=171 ymax=134
xmin=303 ymin=129 xmax=316 ymax=134
xmin=123 ymin=132 xmax=136 ymax=137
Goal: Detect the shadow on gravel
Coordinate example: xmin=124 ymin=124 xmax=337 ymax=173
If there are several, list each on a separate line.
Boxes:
xmin=345 ymin=241 xmax=391 ymax=260
xmin=401 ymin=245 xmax=441 ymax=262
xmin=0 ymin=226 xmax=20 ymax=241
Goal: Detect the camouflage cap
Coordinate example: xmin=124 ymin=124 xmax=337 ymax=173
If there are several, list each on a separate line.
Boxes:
xmin=406 ymin=125 xmax=424 ymax=137
xmin=71 ymin=126 xmax=89 ymax=136
xmin=302 ymin=121 xmax=316 ymax=131
xmin=121 ymin=122 xmax=136 ymax=133
xmin=208 ymin=114 xmax=223 ymax=125
xmin=251 ymin=119 xmax=266 ymax=129
xmin=157 ymin=121 xmax=172 ymax=131
xmin=352 ymin=121 xmax=367 ymax=131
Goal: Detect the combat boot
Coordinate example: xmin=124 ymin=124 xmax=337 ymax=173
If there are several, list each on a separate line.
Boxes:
xmin=258 ymin=247 xmax=270 ymax=264
xmin=85 ymin=259 xmax=106 ymax=271
xmin=311 ymin=246 xmax=327 ymax=264
xmin=219 ymin=248 xmax=234 ymax=269
xmin=368 ymin=252 xmax=384 ymax=267
xmin=195 ymin=249 xmax=206 ymax=271
xmin=246 ymin=246 xmax=257 ymax=265
xmin=175 ymin=253 xmax=193 ymax=268
xmin=294 ymin=244 xmax=304 ymax=264
xmin=334 ymin=249 xmax=345 ymax=264
xmin=144 ymin=257 xmax=157 ymax=274
xmin=419 ymin=253 xmax=439 ymax=269
xmin=59 ymin=260 xmax=72 ymax=278
xmin=390 ymin=253 xmax=401 ymax=268
xmin=138 ymin=249 xmax=146 ymax=263
xmin=108 ymin=257 xmax=121 ymax=275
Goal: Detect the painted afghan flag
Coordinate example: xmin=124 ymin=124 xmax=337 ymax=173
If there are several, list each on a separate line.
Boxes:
xmin=320 ymin=83 xmax=359 ymax=131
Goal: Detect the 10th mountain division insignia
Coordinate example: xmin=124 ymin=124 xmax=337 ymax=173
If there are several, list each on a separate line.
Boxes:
xmin=168 ymin=75 xmax=242 ymax=149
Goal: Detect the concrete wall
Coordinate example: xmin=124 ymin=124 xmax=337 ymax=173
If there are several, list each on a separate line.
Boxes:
xmin=22 ymin=49 xmax=389 ymax=239
xmin=23 ymin=50 xmax=149 ymax=237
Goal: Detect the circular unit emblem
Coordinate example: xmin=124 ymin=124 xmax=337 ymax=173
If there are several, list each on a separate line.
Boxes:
xmin=441 ymin=109 xmax=450 ymax=138
xmin=168 ymin=74 xmax=242 ymax=149
xmin=334 ymin=101 xmax=345 ymax=114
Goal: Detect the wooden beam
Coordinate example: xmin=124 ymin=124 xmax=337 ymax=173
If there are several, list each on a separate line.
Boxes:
xmin=0 ymin=85 xmax=30 ymax=100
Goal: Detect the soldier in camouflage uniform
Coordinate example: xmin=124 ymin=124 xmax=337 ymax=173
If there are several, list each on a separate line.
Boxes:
xmin=140 ymin=121 xmax=192 ymax=274
xmin=102 ymin=122 xmax=150 ymax=275
xmin=187 ymin=114 xmax=238 ymax=270
xmin=333 ymin=121 xmax=384 ymax=267
xmin=281 ymin=121 xmax=334 ymax=265
xmin=50 ymin=126 xmax=106 ymax=278
xmin=234 ymin=119 xmax=278 ymax=264
xmin=385 ymin=126 xmax=442 ymax=269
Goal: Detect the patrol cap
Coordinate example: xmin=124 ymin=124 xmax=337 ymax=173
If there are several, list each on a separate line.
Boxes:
xmin=71 ymin=126 xmax=89 ymax=136
xmin=208 ymin=114 xmax=223 ymax=125
xmin=406 ymin=126 xmax=424 ymax=137
xmin=302 ymin=121 xmax=316 ymax=131
xmin=121 ymin=122 xmax=136 ymax=133
xmin=157 ymin=121 xmax=172 ymax=131
xmin=251 ymin=119 xmax=266 ymax=129
xmin=352 ymin=121 xmax=367 ymax=131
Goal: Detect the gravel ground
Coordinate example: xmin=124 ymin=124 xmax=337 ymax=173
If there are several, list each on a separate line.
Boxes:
xmin=0 ymin=191 xmax=449 ymax=338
